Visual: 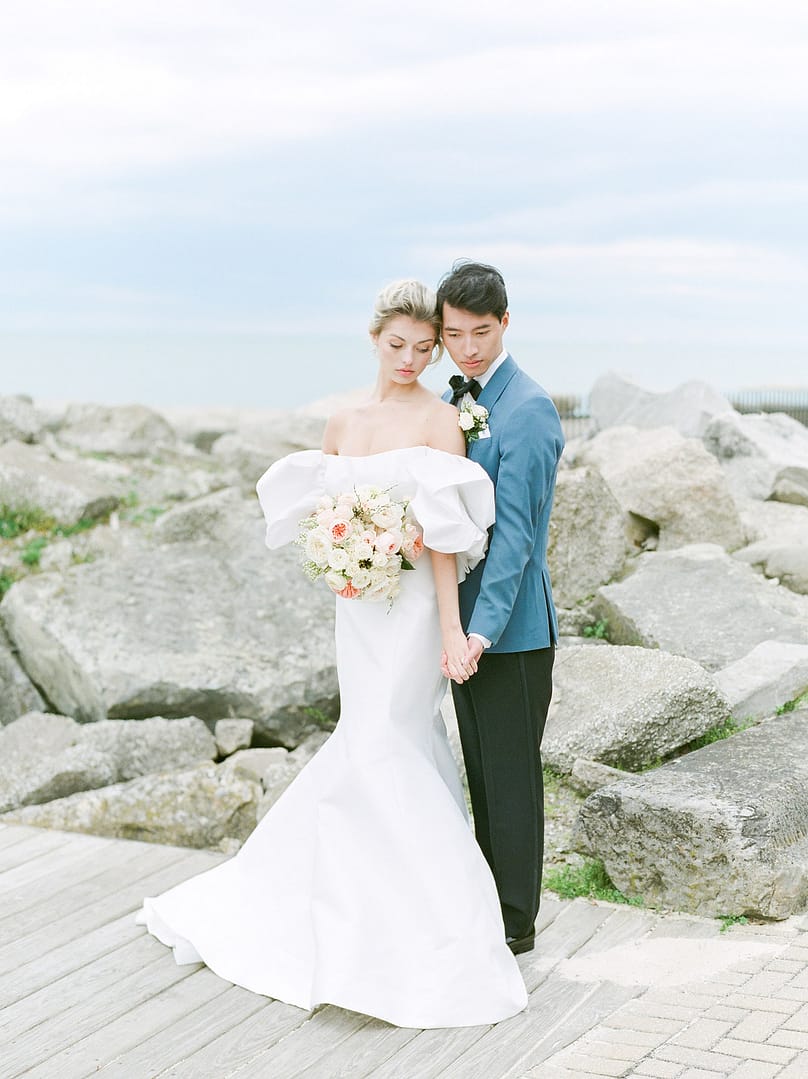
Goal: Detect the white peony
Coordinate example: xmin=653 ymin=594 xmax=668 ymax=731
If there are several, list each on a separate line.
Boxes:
xmin=305 ymin=527 xmax=332 ymax=567
xmin=458 ymin=411 xmax=474 ymax=431
xmin=328 ymin=547 xmax=349 ymax=570
xmin=371 ymin=505 xmax=402 ymax=529
xmin=324 ymin=568 xmax=346 ymax=592
xmin=350 ymin=568 xmax=372 ymax=590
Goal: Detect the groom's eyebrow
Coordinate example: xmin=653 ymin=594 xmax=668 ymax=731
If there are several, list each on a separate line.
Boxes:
xmin=443 ymin=320 xmax=494 ymax=332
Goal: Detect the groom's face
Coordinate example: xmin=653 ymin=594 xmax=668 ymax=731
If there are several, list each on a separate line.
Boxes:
xmin=441 ymin=304 xmax=509 ymax=380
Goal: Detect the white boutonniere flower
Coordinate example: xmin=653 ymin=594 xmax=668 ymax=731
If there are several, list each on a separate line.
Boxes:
xmin=458 ymin=401 xmax=490 ymax=443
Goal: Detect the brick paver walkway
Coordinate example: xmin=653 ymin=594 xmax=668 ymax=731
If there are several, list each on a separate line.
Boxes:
xmin=535 ymin=915 xmax=808 ymax=1078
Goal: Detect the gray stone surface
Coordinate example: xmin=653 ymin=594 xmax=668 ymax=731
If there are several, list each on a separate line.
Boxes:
xmin=223 ymin=746 xmax=288 ymax=784
xmin=734 ymin=496 xmax=808 ymax=550
xmin=568 ymin=758 xmax=633 ymax=796
xmin=0 ymin=497 xmax=337 ymax=744
xmin=57 ymin=403 xmax=177 ymax=456
xmin=576 ymin=710 xmax=808 ymax=918
xmin=758 ymin=545 xmax=808 ymax=595
xmin=770 ymin=464 xmax=808 ymax=507
xmin=210 ymin=414 xmax=325 ymax=485
xmin=0 ymin=440 xmax=120 ymax=526
xmin=0 ymin=395 xmax=45 ymax=444
xmin=547 ymin=467 xmax=628 ymax=607
xmin=703 ymin=409 xmax=808 ymax=500
xmin=544 ymin=644 xmax=729 ymax=774
xmin=713 ymin=641 xmax=808 ymax=721
xmin=0 ymin=712 xmax=217 ymax=813
xmin=1 ymin=762 xmax=261 ymax=850
xmin=0 ymin=627 xmax=45 ymax=725
xmin=589 ymin=372 xmax=733 ymax=438
xmin=214 ymin=717 xmax=255 ymax=757
xmin=575 ymin=426 xmax=745 ymax=552
xmin=593 ymin=543 xmax=808 ymax=670
xmin=152 ymin=486 xmax=247 ymax=544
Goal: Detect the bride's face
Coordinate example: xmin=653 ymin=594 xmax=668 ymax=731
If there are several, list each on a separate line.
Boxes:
xmin=373 ymin=315 xmax=436 ymax=386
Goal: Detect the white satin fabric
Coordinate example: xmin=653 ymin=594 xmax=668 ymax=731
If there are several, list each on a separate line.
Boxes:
xmin=136 ymin=447 xmax=528 ymax=1028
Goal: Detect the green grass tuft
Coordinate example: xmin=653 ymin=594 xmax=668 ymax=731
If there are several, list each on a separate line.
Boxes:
xmin=0 ymin=504 xmax=56 ymax=539
xmin=718 ymin=914 xmax=749 ymax=932
xmin=681 ymin=717 xmax=753 ymax=753
xmin=0 ymin=572 xmax=17 ymax=596
xmin=582 ymin=618 xmax=609 ymax=640
xmin=776 ymin=690 xmax=808 ymax=715
xmin=20 ymin=536 xmax=48 ymax=566
xmin=544 ymin=858 xmax=643 ymax=906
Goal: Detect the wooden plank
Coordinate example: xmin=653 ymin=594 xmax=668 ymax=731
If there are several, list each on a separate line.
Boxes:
xmin=1 ymin=949 xmax=195 ymax=1075
xmin=0 ymin=847 xmax=220 ymax=980
xmin=294 ymin=1017 xmax=421 ymax=1078
xmin=573 ymin=904 xmax=659 ymax=956
xmin=22 ymin=966 xmax=231 ymax=1079
xmin=441 ymin=975 xmax=640 ymax=1078
xmin=90 ymin=984 xmax=267 ymax=1078
xmin=356 ymin=1020 xmax=490 ymax=1079
xmin=0 ymin=823 xmax=48 ymax=850
xmin=517 ymin=899 xmax=615 ymax=992
xmin=0 ymin=830 xmax=114 ymax=899
xmin=0 ymin=839 xmax=178 ymax=939
xmin=225 ymin=1006 xmax=375 ymax=1079
xmin=0 ymin=827 xmax=71 ymax=872
xmin=153 ymin=999 xmax=313 ymax=1078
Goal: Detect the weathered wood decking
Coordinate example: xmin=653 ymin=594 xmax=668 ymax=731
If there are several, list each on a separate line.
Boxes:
xmin=0 ymin=822 xmax=726 ymax=1078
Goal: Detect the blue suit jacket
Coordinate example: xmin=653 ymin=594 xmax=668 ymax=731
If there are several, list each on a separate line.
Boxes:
xmin=444 ymin=355 xmax=564 ymax=653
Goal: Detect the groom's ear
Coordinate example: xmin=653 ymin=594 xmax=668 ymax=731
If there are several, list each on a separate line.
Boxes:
xmin=501 ymin=311 xmax=510 ymax=330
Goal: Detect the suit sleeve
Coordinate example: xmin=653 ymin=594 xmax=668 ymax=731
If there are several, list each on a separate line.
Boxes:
xmin=467 ymin=395 xmax=564 ymax=647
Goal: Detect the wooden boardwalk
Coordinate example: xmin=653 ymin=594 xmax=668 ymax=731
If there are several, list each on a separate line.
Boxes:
xmin=0 ymin=821 xmax=767 ymax=1079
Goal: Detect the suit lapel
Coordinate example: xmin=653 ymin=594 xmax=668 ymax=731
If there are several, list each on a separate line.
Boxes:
xmin=477 ymin=354 xmax=518 ymax=414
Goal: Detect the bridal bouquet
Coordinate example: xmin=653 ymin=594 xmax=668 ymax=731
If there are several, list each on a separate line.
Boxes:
xmin=297 ymin=486 xmax=424 ymax=604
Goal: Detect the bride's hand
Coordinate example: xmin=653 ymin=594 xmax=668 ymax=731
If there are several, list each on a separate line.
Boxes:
xmin=442 ymin=628 xmax=476 ymax=684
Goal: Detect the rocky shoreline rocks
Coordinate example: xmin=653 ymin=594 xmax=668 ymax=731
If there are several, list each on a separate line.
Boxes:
xmin=2 ymin=373 xmax=808 ymax=918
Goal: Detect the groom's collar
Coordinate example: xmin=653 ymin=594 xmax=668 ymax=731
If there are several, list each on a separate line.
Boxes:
xmin=477 ymin=353 xmax=517 ymax=411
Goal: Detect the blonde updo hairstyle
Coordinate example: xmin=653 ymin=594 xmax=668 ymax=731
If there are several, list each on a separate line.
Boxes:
xmin=369 ymin=278 xmax=444 ymax=364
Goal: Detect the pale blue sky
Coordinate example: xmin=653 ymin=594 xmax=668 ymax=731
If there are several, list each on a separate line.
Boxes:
xmin=1 ymin=1 xmax=807 ymax=407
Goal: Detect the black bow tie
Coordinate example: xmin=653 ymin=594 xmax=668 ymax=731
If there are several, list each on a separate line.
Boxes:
xmin=449 ymin=375 xmax=482 ymax=406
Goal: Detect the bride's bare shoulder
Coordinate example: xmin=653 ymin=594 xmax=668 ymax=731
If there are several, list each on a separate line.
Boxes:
xmin=425 ymin=396 xmax=465 ymax=454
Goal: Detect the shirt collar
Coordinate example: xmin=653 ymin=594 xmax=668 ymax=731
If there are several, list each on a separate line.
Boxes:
xmin=475 ymin=349 xmax=508 ymax=389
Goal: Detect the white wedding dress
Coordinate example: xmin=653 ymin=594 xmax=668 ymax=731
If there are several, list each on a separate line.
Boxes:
xmin=136 ymin=446 xmax=528 ymax=1028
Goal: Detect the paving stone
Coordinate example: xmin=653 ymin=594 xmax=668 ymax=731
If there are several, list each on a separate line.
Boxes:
xmin=726 ymin=1062 xmax=781 ymax=1079
xmin=767 ymin=1028 xmax=808 ymax=1049
xmin=776 ymin=1058 xmax=808 ymax=1079
xmin=703 ymin=1006 xmax=750 ymax=1023
xmin=728 ymin=1010 xmax=786 ymax=1042
xmin=598 ymin=1026 xmax=670 ymax=1049
xmin=674 ymin=1070 xmax=726 ymax=1079
xmin=783 ymin=1003 xmax=808 ymax=1031
xmin=728 ymin=994 xmax=801 ymax=1015
xmin=767 ymin=960 xmax=804 ymax=973
xmin=670 ymin=1019 xmax=734 ymax=1050
xmin=742 ymin=971 xmax=795 ymax=996
xmin=580 ymin=1039 xmax=649 ymax=1062
xmin=631 ymin=1061 xmax=685 ymax=1078
xmin=715 ymin=1037 xmax=796 ymax=1063
xmin=604 ymin=1013 xmax=684 ymax=1035
xmin=654 ymin=1045 xmax=744 ymax=1069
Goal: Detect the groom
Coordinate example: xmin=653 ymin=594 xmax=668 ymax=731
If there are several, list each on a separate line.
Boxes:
xmin=438 ymin=260 xmax=564 ymax=955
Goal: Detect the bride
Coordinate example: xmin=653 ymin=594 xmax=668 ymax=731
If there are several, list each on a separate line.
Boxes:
xmin=136 ymin=279 xmax=529 ymax=1028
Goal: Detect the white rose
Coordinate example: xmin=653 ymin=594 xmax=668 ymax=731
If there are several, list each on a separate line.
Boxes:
xmin=371 ymin=505 xmax=402 ymax=529
xmin=328 ymin=547 xmax=348 ymax=570
xmin=350 ymin=568 xmax=372 ymax=590
xmin=471 ymin=404 xmax=488 ymax=420
xmin=324 ymin=568 xmax=346 ymax=592
xmin=458 ymin=411 xmax=474 ymax=431
xmin=371 ymin=550 xmax=389 ymax=569
xmin=305 ymin=527 xmax=332 ymax=567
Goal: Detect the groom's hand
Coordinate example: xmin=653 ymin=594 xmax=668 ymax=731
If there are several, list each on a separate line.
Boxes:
xmin=465 ymin=635 xmax=484 ymax=668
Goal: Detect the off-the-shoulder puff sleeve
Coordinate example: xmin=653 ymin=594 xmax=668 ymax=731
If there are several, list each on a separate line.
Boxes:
xmin=408 ymin=453 xmax=496 ymax=582
xmin=255 ymin=450 xmax=325 ymax=549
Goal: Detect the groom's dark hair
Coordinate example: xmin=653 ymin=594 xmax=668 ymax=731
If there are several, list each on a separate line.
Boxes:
xmin=436 ymin=259 xmax=508 ymax=321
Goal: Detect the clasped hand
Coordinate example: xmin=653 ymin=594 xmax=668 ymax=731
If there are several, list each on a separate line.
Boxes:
xmin=440 ymin=632 xmax=484 ymax=684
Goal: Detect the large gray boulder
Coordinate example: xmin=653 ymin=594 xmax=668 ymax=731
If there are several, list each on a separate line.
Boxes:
xmin=735 ymin=544 xmax=808 ymax=596
xmin=0 ymin=627 xmax=45 ymax=724
xmin=151 ymin=485 xmax=246 ymax=544
xmin=57 ymin=403 xmax=176 ymax=456
xmin=589 ymin=373 xmax=733 ymax=438
xmin=734 ymin=497 xmax=808 ymax=551
xmin=0 ymin=497 xmax=337 ymax=745
xmin=713 ymin=641 xmax=808 ymax=721
xmin=210 ymin=414 xmax=325 ymax=485
xmin=770 ymin=465 xmax=808 ymax=508
xmin=703 ymin=410 xmax=808 ymax=500
xmin=0 ymin=712 xmax=217 ymax=813
xmin=0 ymin=440 xmax=120 ymax=526
xmin=544 ymin=644 xmax=729 ymax=774
xmin=576 ymin=711 xmax=808 ymax=918
xmin=593 ymin=544 xmax=808 ymax=670
xmin=0 ymin=395 xmax=45 ymax=444
xmin=547 ymin=467 xmax=628 ymax=608
xmin=575 ymin=426 xmax=744 ymax=552
xmin=1 ymin=762 xmax=261 ymax=851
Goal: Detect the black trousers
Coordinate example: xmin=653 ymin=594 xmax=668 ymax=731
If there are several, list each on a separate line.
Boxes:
xmin=451 ymin=646 xmax=555 ymax=940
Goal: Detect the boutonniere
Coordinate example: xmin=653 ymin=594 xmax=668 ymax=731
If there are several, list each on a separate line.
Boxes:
xmin=458 ymin=400 xmax=490 ymax=443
